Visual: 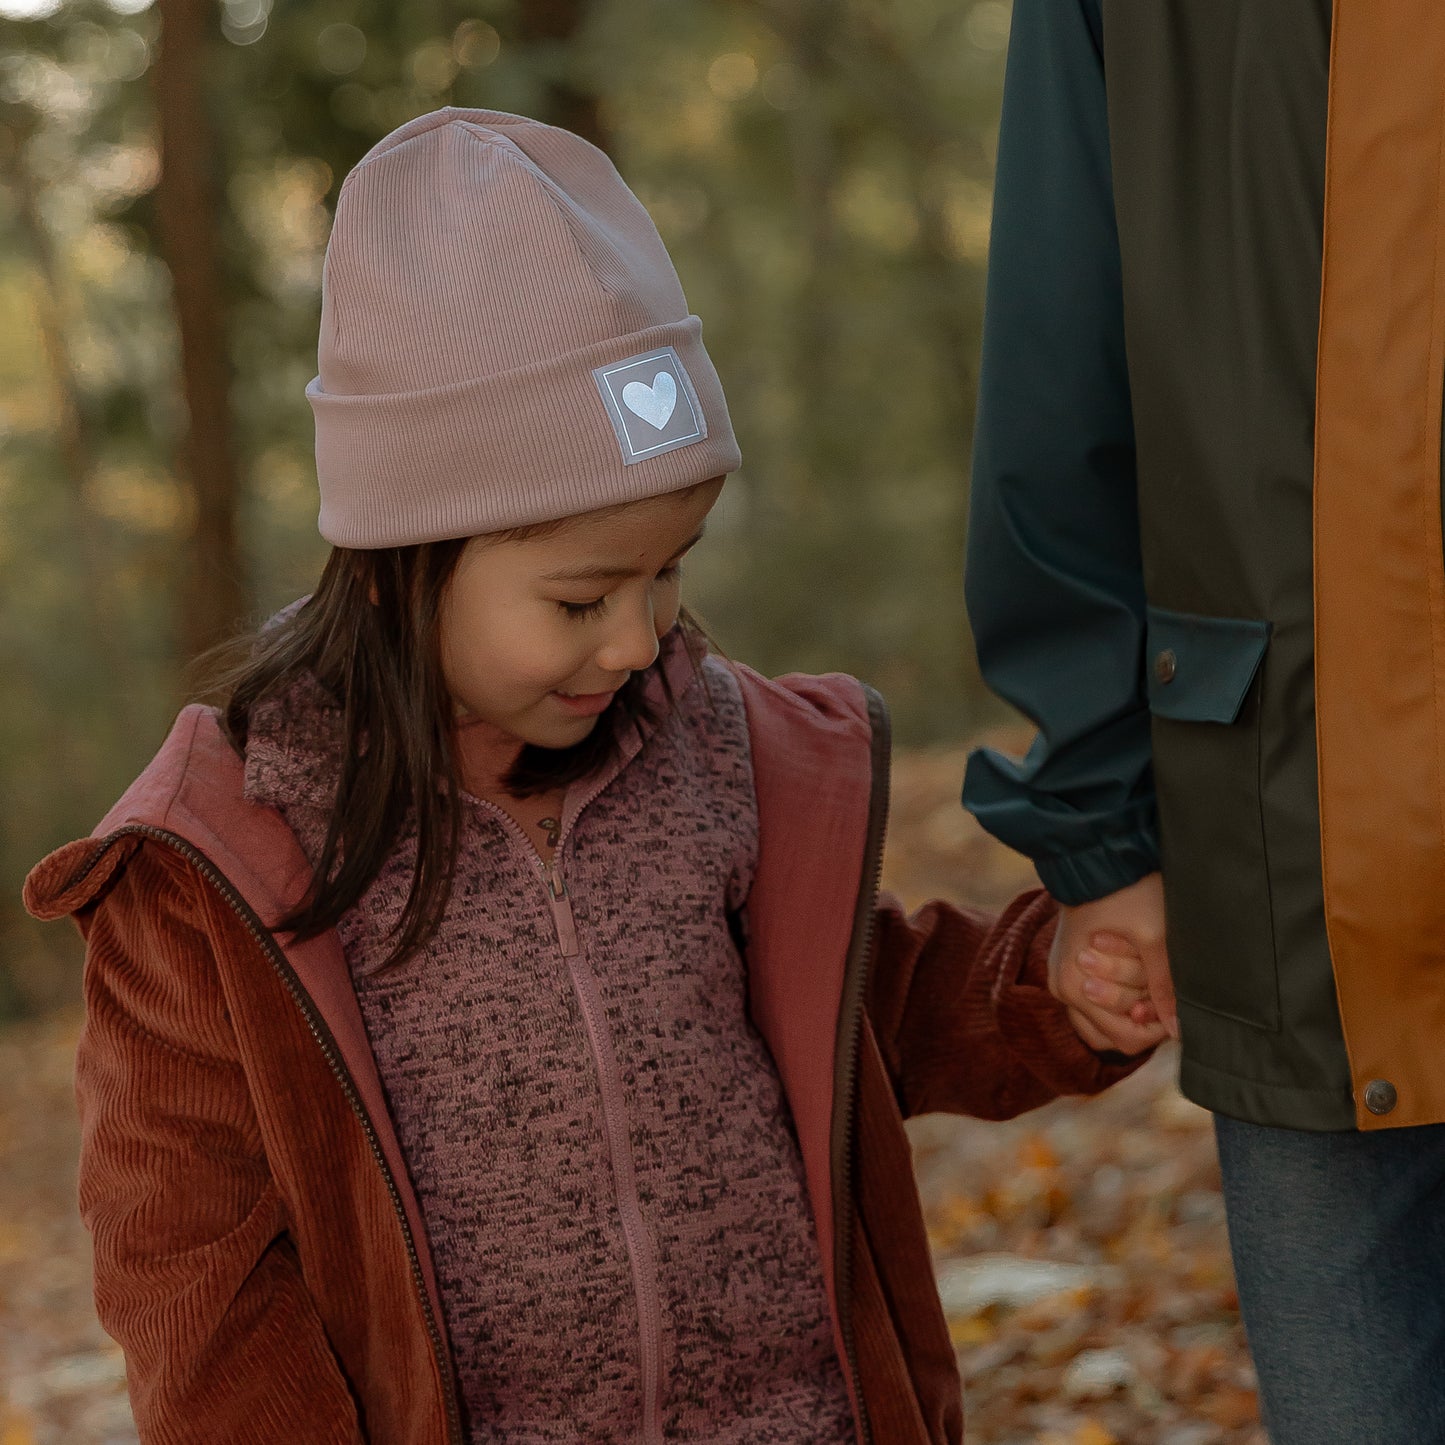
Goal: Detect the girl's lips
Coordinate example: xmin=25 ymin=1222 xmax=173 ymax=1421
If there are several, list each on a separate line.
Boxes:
xmin=551 ymin=688 xmax=617 ymax=717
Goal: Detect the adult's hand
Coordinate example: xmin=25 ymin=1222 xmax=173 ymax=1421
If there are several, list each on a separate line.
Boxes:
xmin=1047 ymin=870 xmax=1177 ymax=1052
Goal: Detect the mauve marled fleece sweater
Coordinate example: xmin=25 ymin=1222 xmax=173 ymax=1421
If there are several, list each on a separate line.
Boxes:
xmin=242 ymin=646 xmax=855 ymax=1443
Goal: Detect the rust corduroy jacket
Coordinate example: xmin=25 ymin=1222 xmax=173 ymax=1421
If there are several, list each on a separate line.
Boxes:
xmin=23 ymin=663 xmax=1140 ymax=1444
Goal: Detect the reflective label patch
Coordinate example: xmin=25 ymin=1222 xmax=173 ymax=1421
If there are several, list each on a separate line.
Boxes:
xmin=592 ymin=346 xmax=707 ymax=465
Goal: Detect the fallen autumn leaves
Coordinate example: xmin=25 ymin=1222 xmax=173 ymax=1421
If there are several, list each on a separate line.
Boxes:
xmin=0 ymin=740 xmax=1263 ymax=1443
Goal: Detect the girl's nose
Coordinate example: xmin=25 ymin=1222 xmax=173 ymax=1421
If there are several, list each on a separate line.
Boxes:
xmin=597 ymin=598 xmax=661 ymax=676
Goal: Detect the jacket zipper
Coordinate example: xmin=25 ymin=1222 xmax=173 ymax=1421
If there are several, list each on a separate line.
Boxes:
xmin=831 ymin=686 xmax=892 ymax=1445
xmin=100 ymin=824 xmax=465 ymax=1445
xmin=470 ymin=794 xmax=666 ymax=1444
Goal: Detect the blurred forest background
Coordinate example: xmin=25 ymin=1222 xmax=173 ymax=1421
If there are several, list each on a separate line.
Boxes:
xmin=0 ymin=0 xmax=1014 ymax=1018
xmin=0 ymin=7 xmax=1268 ymax=1442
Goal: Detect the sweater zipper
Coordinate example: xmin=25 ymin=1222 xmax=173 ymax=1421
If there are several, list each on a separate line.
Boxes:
xmin=832 ymin=686 xmax=892 ymax=1445
xmin=470 ymin=792 xmax=667 ymax=1445
xmin=543 ymin=857 xmax=580 ymax=955
xmin=100 ymin=824 xmax=465 ymax=1445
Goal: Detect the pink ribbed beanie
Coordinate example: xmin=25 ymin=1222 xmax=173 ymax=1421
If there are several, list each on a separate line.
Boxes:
xmin=306 ymin=107 xmax=741 ymax=547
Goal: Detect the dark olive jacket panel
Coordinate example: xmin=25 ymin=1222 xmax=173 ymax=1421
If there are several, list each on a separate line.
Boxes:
xmin=965 ymin=0 xmax=1362 ymax=1129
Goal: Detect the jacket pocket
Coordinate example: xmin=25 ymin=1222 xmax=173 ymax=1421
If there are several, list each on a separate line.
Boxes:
xmin=1146 ymin=605 xmax=1280 ymax=1030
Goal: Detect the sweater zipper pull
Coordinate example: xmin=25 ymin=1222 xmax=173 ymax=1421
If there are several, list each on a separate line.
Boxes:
xmin=545 ymin=858 xmax=580 ymax=957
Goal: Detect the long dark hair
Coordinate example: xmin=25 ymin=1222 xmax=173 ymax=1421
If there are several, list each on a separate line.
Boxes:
xmin=198 ymin=535 xmax=701 ymax=970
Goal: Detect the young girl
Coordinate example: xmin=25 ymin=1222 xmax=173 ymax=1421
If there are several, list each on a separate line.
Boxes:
xmin=23 ymin=108 xmax=1158 ymax=1445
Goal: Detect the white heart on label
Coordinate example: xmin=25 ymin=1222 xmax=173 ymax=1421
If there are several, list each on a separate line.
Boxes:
xmin=622 ymin=371 xmax=677 ymax=431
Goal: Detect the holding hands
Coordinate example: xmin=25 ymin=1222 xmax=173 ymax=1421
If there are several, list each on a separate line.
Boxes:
xmin=1047 ymin=871 xmax=1177 ymax=1056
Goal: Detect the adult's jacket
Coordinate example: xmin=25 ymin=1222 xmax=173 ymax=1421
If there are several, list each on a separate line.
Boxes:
xmin=962 ymin=0 xmax=1445 ymax=1131
xmin=24 ymin=664 xmax=1135 ymax=1444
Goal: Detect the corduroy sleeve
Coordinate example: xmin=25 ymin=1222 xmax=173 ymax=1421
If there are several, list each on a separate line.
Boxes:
xmin=866 ymin=886 xmax=1145 ymax=1120
xmin=74 ymin=844 xmax=365 ymax=1445
xmin=961 ymin=0 xmax=1159 ymax=905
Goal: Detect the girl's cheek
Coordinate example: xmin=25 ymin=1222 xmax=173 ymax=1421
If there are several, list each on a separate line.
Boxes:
xmin=514 ymin=615 xmax=594 ymax=684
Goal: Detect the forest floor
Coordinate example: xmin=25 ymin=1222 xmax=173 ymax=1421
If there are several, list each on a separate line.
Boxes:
xmin=0 ymin=737 xmax=1264 ymax=1444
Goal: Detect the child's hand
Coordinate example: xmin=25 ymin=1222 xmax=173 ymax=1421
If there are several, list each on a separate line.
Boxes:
xmin=1047 ymin=871 xmax=1178 ymax=1050
xmin=1048 ymin=920 xmax=1171 ymax=1056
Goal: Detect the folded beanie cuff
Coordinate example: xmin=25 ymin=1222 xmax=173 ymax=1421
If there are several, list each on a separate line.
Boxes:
xmin=308 ymin=315 xmax=741 ymax=548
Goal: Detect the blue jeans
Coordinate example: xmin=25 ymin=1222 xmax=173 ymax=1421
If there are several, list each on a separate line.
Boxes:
xmin=1214 ymin=1114 xmax=1445 ymax=1445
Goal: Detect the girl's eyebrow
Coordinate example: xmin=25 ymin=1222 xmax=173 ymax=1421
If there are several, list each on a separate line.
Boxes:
xmin=542 ymin=527 xmax=705 ymax=584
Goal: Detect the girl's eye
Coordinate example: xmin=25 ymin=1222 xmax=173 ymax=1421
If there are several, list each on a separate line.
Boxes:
xmin=559 ymin=597 xmax=609 ymax=620
xmin=557 ymin=565 xmax=682 ymax=620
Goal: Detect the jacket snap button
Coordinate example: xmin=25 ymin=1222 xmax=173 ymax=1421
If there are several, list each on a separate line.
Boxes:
xmin=1153 ymin=649 xmax=1178 ymax=685
xmin=1363 ymin=1079 xmax=1398 ymax=1116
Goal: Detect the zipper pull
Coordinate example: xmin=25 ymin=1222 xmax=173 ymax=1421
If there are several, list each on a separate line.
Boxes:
xmin=545 ymin=858 xmax=580 ymax=957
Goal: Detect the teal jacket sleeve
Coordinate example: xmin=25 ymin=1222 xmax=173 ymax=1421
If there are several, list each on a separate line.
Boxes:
xmin=962 ymin=0 xmax=1159 ymax=905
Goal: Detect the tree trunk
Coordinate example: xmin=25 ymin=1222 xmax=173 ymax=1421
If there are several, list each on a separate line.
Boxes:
xmin=778 ymin=0 xmax=842 ymax=503
xmin=514 ymin=0 xmax=609 ymax=151
xmin=151 ymin=0 xmax=247 ymax=661
xmin=852 ymin=9 xmax=985 ymax=470
xmin=0 ymin=107 xmax=123 ymax=674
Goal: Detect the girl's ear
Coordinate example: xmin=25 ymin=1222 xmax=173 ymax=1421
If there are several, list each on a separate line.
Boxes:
xmin=368 ymin=581 xmax=379 ymax=605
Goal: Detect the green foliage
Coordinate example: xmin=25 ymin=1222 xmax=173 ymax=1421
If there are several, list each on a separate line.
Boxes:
xmin=0 ymin=0 xmax=1015 ymax=1013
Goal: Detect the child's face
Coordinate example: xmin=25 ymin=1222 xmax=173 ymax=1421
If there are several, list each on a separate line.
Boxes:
xmin=439 ymin=477 xmax=725 ymax=750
